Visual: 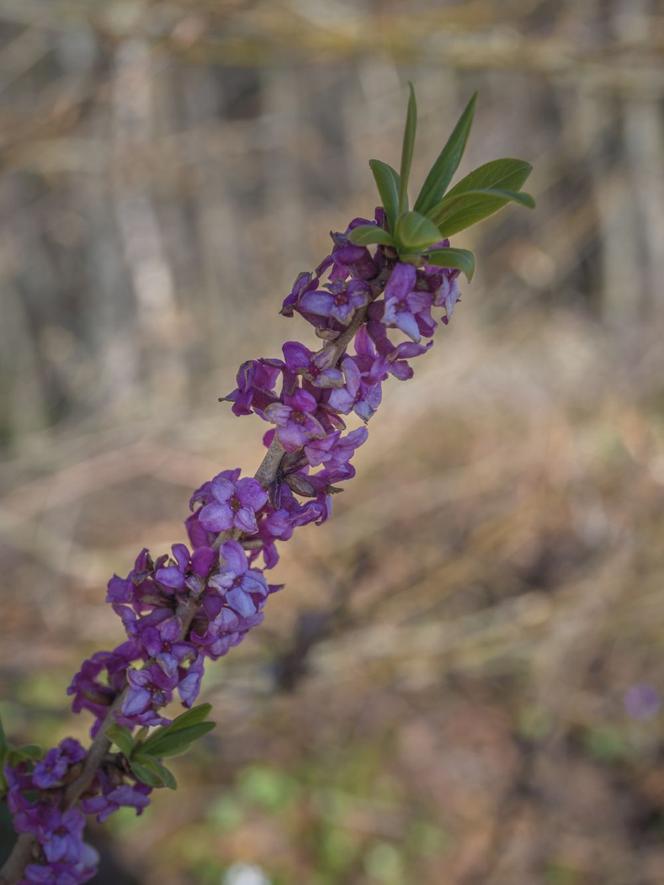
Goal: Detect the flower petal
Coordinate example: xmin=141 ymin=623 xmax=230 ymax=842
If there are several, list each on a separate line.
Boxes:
xmin=210 ymin=477 xmax=235 ymax=504
xmin=384 ymin=262 xmax=416 ymax=301
xmin=220 ymin=540 xmax=248 ymax=576
xmin=198 ymin=503 xmax=233 ymax=532
xmin=236 ymin=477 xmax=268 ymax=511
xmin=235 ymin=506 xmax=258 ymax=534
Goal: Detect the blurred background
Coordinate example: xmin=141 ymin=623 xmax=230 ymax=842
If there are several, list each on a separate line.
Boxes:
xmin=1 ymin=1 xmax=663 ymax=882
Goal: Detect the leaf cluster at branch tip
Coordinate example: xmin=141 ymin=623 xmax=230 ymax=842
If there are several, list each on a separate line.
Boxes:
xmin=349 ymin=84 xmax=535 ymax=281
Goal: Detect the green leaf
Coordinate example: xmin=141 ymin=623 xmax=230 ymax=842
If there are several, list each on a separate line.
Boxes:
xmin=6 ymin=746 xmax=43 ymax=766
xmin=106 ymin=724 xmax=135 ymax=758
xmin=0 ymin=716 xmax=7 ymax=752
xmin=139 ymin=722 xmax=216 ymax=759
xmin=398 ymin=82 xmax=417 ymax=213
xmin=413 ymin=92 xmax=477 ymax=215
xmin=430 ymin=188 xmax=535 ymax=236
xmin=16 ymin=745 xmax=43 ymax=761
xmin=395 ymin=211 xmax=443 ymax=251
xmin=369 ymin=159 xmax=400 ymax=232
xmin=347 ymin=225 xmax=395 ymax=247
xmin=130 ymin=757 xmax=178 ymax=790
xmin=165 ymin=704 xmax=213 ymax=733
xmin=138 ymin=703 xmax=216 ymax=758
xmin=423 ymin=247 xmax=475 ymax=281
xmin=445 ymin=157 xmax=532 ymax=198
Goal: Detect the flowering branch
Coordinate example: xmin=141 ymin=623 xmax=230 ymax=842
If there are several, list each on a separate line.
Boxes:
xmin=0 ymin=84 xmax=534 ymax=884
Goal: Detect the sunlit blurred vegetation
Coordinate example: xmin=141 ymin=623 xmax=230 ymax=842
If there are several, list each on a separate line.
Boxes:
xmin=1 ymin=0 xmax=664 ymax=882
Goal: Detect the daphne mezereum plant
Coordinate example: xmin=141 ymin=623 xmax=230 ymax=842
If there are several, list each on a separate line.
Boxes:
xmin=0 ymin=85 xmax=534 ymax=884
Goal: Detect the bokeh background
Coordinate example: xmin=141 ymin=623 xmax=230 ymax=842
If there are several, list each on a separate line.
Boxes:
xmin=1 ymin=1 xmax=664 ymax=883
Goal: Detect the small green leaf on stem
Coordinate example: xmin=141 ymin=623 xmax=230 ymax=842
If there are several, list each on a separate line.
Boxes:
xmin=347 ymin=225 xmax=395 ymax=247
xmin=139 ymin=722 xmax=216 ymax=759
xmin=106 ymin=724 xmax=135 ymax=758
xmin=369 ymin=159 xmax=400 ymax=232
xmin=423 ymin=247 xmax=476 ymax=281
xmin=396 ymin=211 xmax=443 ymax=251
xmin=398 ymin=82 xmax=417 ymax=214
xmin=130 ymin=756 xmax=178 ymax=790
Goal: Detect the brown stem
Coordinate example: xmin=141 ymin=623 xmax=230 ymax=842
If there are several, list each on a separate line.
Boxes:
xmin=0 ymin=834 xmax=35 ymax=885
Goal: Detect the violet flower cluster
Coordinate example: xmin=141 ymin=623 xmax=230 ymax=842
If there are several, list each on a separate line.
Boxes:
xmin=1 ymin=84 xmax=534 ymax=883
xmin=2 ymin=215 xmax=459 ymax=883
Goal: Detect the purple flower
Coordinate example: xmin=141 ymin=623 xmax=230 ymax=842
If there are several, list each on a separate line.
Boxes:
xmin=299 ymin=279 xmax=369 ymax=326
xmin=304 ymin=426 xmax=368 ymax=470
xmin=154 ymin=544 xmax=190 ymax=591
xmin=323 ymin=220 xmax=380 ymax=281
xmin=364 ymin=316 xmax=431 ymax=380
xmin=24 ymin=840 xmax=99 ymax=884
xmin=82 ymin=777 xmax=151 ymax=824
xmin=209 ymin=540 xmax=268 ymax=619
xmin=150 ymin=543 xmax=214 ymax=595
xmin=139 ymin=616 xmax=196 ymax=678
xmin=106 ymin=544 xmax=211 ymax=616
xmin=281 ymin=271 xmax=320 ymax=318
xmin=120 ymin=664 xmax=178 ymax=727
xmin=425 ymin=266 xmax=461 ymax=321
xmin=6 ymin=764 xmax=44 ymax=833
xmin=282 ymin=217 xmax=381 ymax=331
xmin=269 ymin=484 xmax=331 ymax=529
xmin=197 ymin=474 xmax=268 ymax=534
xmin=190 ymin=543 xmax=268 ymax=660
xmin=327 ymin=356 xmax=384 ymax=422
xmin=106 ymin=547 xmax=155 ymax=604
xmin=177 ymin=654 xmax=205 ymax=707
xmin=222 ymin=358 xmax=283 ymax=417
xmin=190 ymin=608 xmax=245 ymax=661
xmin=37 ymin=808 xmax=86 ymax=866
xmin=68 ymin=642 xmax=142 ymax=735
xmin=282 ymin=341 xmax=343 ymax=389
xmin=383 ymin=262 xmax=435 ymax=342
xmin=264 ymin=389 xmax=326 ymax=452
xmin=32 ymin=739 xmax=86 ymax=789
xmin=415 ymin=244 xmax=462 ymax=323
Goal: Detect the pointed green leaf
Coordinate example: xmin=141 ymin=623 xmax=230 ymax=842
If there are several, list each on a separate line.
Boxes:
xmin=423 ymin=247 xmax=475 ymax=281
xmin=430 ymin=188 xmax=535 ymax=236
xmin=398 ymin=82 xmax=417 ymax=213
xmin=6 ymin=746 xmax=43 ymax=767
xmin=129 ymin=760 xmax=161 ymax=788
xmin=130 ymin=757 xmax=178 ymax=790
xmin=414 ymin=93 xmax=477 ymax=215
xmin=140 ymin=722 xmax=216 ymax=759
xmin=134 ymin=726 xmax=149 ymax=744
xmin=369 ymin=159 xmax=400 ymax=232
xmin=16 ymin=745 xmax=43 ymax=761
xmin=106 ymin=724 xmax=135 ymax=758
xmin=164 ymin=704 xmax=213 ymax=733
xmin=396 ymin=211 xmax=443 ymax=251
xmin=142 ymin=703 xmax=213 ymax=748
xmin=347 ymin=225 xmax=395 ymax=247
xmin=445 ymin=158 xmax=532 ymax=198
